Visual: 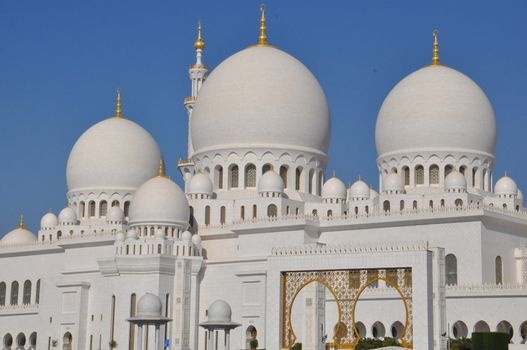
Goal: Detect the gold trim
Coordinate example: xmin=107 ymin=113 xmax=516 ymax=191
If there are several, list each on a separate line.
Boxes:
xmin=194 ymin=20 xmax=205 ymax=50
xmin=432 ymin=29 xmax=440 ymax=66
xmin=157 ymin=159 xmax=166 ymax=178
xmin=18 ymin=214 xmax=25 ymax=229
xmin=114 ymin=89 xmax=123 ymax=118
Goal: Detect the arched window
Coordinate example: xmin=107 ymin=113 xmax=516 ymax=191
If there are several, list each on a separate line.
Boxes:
xmin=503 ymin=203 xmax=507 ymax=209
xmin=365 ymin=206 xmax=369 ymax=214
xmin=10 ymin=281 xmax=19 ymax=305
xmin=383 ymin=200 xmax=390 ymax=212
xmin=391 ymin=167 xmax=398 ymax=174
xmin=252 ymin=205 xmax=257 ymax=219
xmin=229 ymin=165 xmax=239 ymax=188
xmin=124 ymin=201 xmax=130 ymax=217
xmin=400 ymin=200 xmax=405 ymax=211
xmin=99 ymin=200 xmax=108 ymax=217
xmin=402 ymin=166 xmax=410 ymax=186
xmin=474 ymin=320 xmax=490 ymax=333
xmin=89 ymin=201 xmax=96 ymax=217
xmin=16 ymin=333 xmax=26 ymax=349
xmin=371 ymin=322 xmax=386 ymax=339
xmin=262 ymin=164 xmax=272 ymax=174
xmin=459 ymin=166 xmax=467 ymax=176
xmin=23 ymin=280 xmax=31 ymax=305
xmin=444 ymin=165 xmax=454 ymax=178
xmin=0 ymin=282 xmax=5 ymax=306
xmin=455 ymin=199 xmax=463 ymax=207
xmin=220 ymin=206 xmax=226 ymax=225
xmin=327 ymin=210 xmax=333 ymax=217
xmin=415 ymin=165 xmax=424 ymax=185
xmin=472 ymin=167 xmax=478 ymax=188
xmin=204 ymin=206 xmax=211 ymax=226
xmin=295 ymin=168 xmax=302 ymax=191
xmin=391 ymin=321 xmax=404 ymax=339
xmin=413 ymin=200 xmax=418 ymax=210
xmin=245 ymin=164 xmax=256 ymax=188
xmin=440 ymin=199 xmax=445 ymax=207
xmin=35 ymin=279 xmax=40 ymax=304
xmin=280 ymin=166 xmax=288 ymax=189
xmin=189 ymin=206 xmax=194 ymax=228
xmin=267 ymin=204 xmax=277 ymax=217
xmin=354 ymin=207 xmax=358 ymax=215
xmin=452 ymin=321 xmax=468 ymax=338
xmin=29 ymin=332 xmax=37 ymax=349
xmin=215 ymin=166 xmax=224 ymax=190
xmin=308 ymin=169 xmax=315 ymax=194
xmin=3 ymin=334 xmax=13 ymax=350
xmin=312 ymin=209 xmax=318 ymax=216
xmin=240 ymin=206 xmax=245 ymax=220
xmin=112 ymin=200 xmax=120 ymax=208
xmin=79 ymin=201 xmax=86 ymax=218
xmin=445 ymin=254 xmax=458 ymax=285
xmin=495 ymin=256 xmax=503 ymax=284
xmin=429 ymin=200 xmax=434 ymax=209
xmin=429 ymin=165 xmax=439 ymax=185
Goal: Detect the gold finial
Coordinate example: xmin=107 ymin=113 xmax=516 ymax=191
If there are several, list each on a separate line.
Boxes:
xmin=158 ymin=159 xmax=166 ymax=177
xmin=257 ymin=4 xmax=268 ymax=46
xmin=332 ymin=170 xmax=336 ymax=178
xmin=194 ymin=20 xmax=205 ymax=50
xmin=505 ymin=170 xmax=508 ymax=177
xmin=19 ymin=214 xmax=25 ymax=229
xmin=114 ymin=89 xmax=123 ymax=118
xmin=432 ymin=29 xmax=440 ymax=66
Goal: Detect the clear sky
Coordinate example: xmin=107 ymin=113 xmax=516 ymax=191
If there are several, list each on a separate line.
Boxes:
xmin=1 ymin=0 xmax=526 ymax=235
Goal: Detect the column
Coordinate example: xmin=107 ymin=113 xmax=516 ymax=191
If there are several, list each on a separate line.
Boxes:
xmin=154 ymin=325 xmax=160 ymax=350
xmin=137 ymin=325 xmax=143 ymax=350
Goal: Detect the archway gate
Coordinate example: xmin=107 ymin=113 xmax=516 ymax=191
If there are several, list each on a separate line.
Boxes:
xmin=280 ymin=268 xmax=413 ymax=349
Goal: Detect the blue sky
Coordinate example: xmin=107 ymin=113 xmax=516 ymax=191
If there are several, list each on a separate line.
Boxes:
xmin=1 ymin=1 xmax=526 ymax=235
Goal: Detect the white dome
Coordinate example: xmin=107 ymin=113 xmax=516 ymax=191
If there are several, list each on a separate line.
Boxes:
xmin=115 ymin=231 xmax=125 ymax=242
xmin=207 ymin=300 xmax=232 ymax=323
xmin=1 ymin=218 xmax=36 ymax=245
xmin=349 ymin=179 xmax=370 ymax=200
xmin=191 ymin=234 xmax=202 ymax=246
xmin=128 ymin=176 xmax=190 ymax=228
xmin=67 ymin=117 xmax=162 ymax=193
xmin=258 ymin=170 xmax=284 ymax=193
xmin=58 ymin=207 xmax=77 ymax=225
xmin=376 ymin=65 xmax=496 ymax=158
xmin=126 ymin=228 xmax=138 ymax=241
xmin=495 ymin=175 xmax=518 ymax=196
xmin=137 ymin=293 xmax=162 ymax=317
xmin=182 ymin=230 xmax=192 ymax=242
xmin=322 ymin=176 xmax=347 ymax=199
xmin=518 ymin=189 xmax=523 ymax=202
xmin=191 ymin=46 xmax=330 ymax=156
xmin=383 ymin=172 xmax=405 ymax=193
xmin=40 ymin=211 xmax=58 ymax=228
xmin=187 ymin=172 xmax=213 ymax=196
xmin=444 ymin=170 xmax=467 ymax=191
xmin=107 ymin=206 xmax=124 ymax=223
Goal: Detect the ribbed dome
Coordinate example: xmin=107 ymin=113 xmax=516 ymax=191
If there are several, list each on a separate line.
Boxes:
xmin=349 ymin=179 xmax=370 ymax=200
xmin=445 ymin=171 xmax=467 ymax=191
xmin=258 ymin=170 xmax=284 ymax=193
xmin=137 ymin=293 xmax=162 ymax=317
xmin=128 ymin=176 xmax=190 ymax=228
xmin=191 ymin=46 xmax=330 ymax=156
xmin=207 ymin=300 xmax=232 ymax=323
xmin=67 ymin=117 xmax=162 ymax=193
xmin=322 ymin=176 xmax=347 ymax=199
xmin=376 ymin=65 xmax=496 ymax=158
xmin=40 ymin=211 xmax=58 ymax=228
xmin=495 ymin=175 xmax=518 ymax=196
xmin=383 ymin=172 xmax=405 ymax=193
xmin=58 ymin=207 xmax=77 ymax=225
xmin=187 ymin=172 xmax=213 ymax=195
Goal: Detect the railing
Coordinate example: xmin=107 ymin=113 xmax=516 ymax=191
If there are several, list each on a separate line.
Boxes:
xmin=0 ymin=303 xmax=39 ymax=313
xmin=271 ymin=241 xmax=429 ymax=256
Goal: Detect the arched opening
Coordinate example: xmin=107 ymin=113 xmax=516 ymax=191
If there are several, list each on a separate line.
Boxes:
xmin=3 ymin=334 xmax=13 ymax=349
xmin=446 ymin=254 xmax=458 ymax=285
xmin=391 ymin=321 xmax=404 ymax=339
xmin=441 ymin=199 xmax=445 ymax=207
xmin=29 ymin=332 xmax=37 ymax=350
xmin=452 ymin=321 xmax=468 ymax=338
xmin=16 ymin=333 xmax=26 ymax=349
xmin=100 ymin=200 xmax=108 ymax=217
xmin=88 ymin=201 xmax=96 ymax=218
xmin=0 ymin=282 xmax=6 ymax=306
xmin=240 ymin=206 xmax=245 ymax=220
xmin=23 ymin=280 xmax=31 ymax=305
xmin=474 ymin=320 xmax=490 ymax=333
xmin=455 ymin=199 xmax=463 ymax=207
xmin=10 ymin=281 xmax=19 ymax=305
xmin=496 ymin=320 xmax=513 ymax=342
xmin=371 ymin=321 xmax=386 ymax=339
xmin=519 ymin=321 xmax=527 ymax=343
xmin=79 ymin=201 xmax=85 ymax=218
xmin=246 ymin=326 xmax=257 ymax=350
xmin=415 ymin=165 xmax=424 ymax=185
xmin=402 ymin=166 xmax=410 ymax=186
xmin=36 ymin=279 xmax=40 ymax=304
xmin=111 ymin=200 xmax=120 ymax=208
xmin=327 ymin=210 xmax=333 ymax=218
xmin=482 ymin=168 xmax=488 ymax=191
xmin=267 ymin=204 xmax=278 ymax=217
xmin=124 ymin=201 xmax=130 ymax=217
xmin=459 ymin=165 xmax=467 ymax=176
xmin=429 ymin=165 xmax=439 ymax=185
xmin=308 ymin=169 xmax=315 ymax=194
xmin=429 ymin=200 xmax=434 ymax=209
xmin=262 ymin=163 xmax=272 ymax=174
xmin=503 ymin=203 xmax=508 ymax=209
xmin=413 ymin=200 xmax=418 ymax=210
xmin=400 ymin=200 xmax=405 ymax=211
xmin=354 ymin=322 xmax=366 ymax=338
xmin=472 ymin=167 xmax=478 ymax=188
xmin=62 ymin=332 xmax=72 ymax=350
xmin=214 ymin=166 xmax=224 ymax=190
xmin=280 ymin=166 xmax=288 ymax=190
xmin=295 ymin=167 xmax=302 ymax=191
xmin=220 ymin=206 xmax=226 ymax=225
xmin=204 ymin=206 xmax=211 ymax=226
xmin=312 ymin=209 xmax=318 ymax=217
xmin=229 ymin=165 xmax=239 ymax=189
xmin=495 ymin=256 xmax=503 ymax=284
xmin=245 ymin=164 xmax=256 ymax=188
xmin=383 ymin=200 xmax=390 ymax=212
xmin=445 ymin=164 xmax=454 ymax=178
xmin=252 ymin=205 xmax=257 ymax=219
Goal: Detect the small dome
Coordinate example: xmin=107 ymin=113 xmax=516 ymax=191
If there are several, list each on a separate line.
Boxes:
xmin=383 ymin=172 xmax=405 ymax=193
xmin=137 ymin=293 xmax=162 ymax=317
xmin=191 ymin=234 xmax=202 ymax=245
xmin=1 ymin=217 xmax=36 ymax=245
xmin=58 ymin=207 xmax=77 ymax=225
xmin=258 ymin=170 xmax=284 ymax=193
xmin=154 ymin=228 xmax=165 ymax=239
xmin=207 ymin=300 xmax=232 ymax=323
xmin=322 ymin=176 xmax=347 ymax=199
xmin=187 ymin=172 xmax=213 ymax=196
xmin=445 ymin=170 xmax=467 ymax=191
xmin=495 ymin=175 xmax=518 ymax=196
xmin=182 ymin=230 xmax=192 ymax=242
xmin=126 ymin=228 xmax=138 ymax=241
xmin=128 ymin=174 xmax=190 ymax=229
xmin=115 ymin=231 xmax=125 ymax=242
xmin=40 ymin=211 xmax=58 ymax=228
xmin=107 ymin=206 xmax=124 ymax=223
xmin=349 ymin=179 xmax=370 ymax=200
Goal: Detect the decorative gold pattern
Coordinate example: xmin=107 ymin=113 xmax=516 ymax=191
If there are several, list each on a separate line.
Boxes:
xmin=432 ymin=30 xmax=440 ymax=66
xmin=194 ymin=20 xmax=205 ymax=50
xmin=18 ymin=214 xmax=25 ymax=229
xmin=281 ymin=268 xmax=413 ymax=349
xmin=257 ymin=4 xmax=268 ymax=46
xmin=114 ymin=89 xmax=123 ymax=118
xmin=157 ymin=159 xmax=166 ymax=177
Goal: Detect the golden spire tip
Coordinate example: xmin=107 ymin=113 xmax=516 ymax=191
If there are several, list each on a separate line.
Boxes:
xmin=194 ymin=20 xmax=205 ymax=50
xmin=158 ymin=159 xmax=166 ymax=177
xmin=257 ymin=4 xmax=268 ymax=46
xmin=114 ymin=89 xmax=122 ymax=118
xmin=19 ymin=214 xmax=25 ymax=229
xmin=332 ymin=170 xmax=336 ymax=178
xmin=432 ymin=29 xmax=440 ymax=66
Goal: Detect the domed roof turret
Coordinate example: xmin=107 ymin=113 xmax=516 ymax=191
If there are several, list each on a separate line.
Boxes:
xmin=349 ymin=179 xmax=370 ymax=200
xmin=137 ymin=293 xmax=162 ymax=317
xmin=58 ymin=207 xmax=77 ymax=225
xmin=207 ymin=300 xmax=232 ymax=323
xmin=1 ymin=215 xmax=37 ymax=245
xmin=187 ymin=172 xmax=213 ymax=196
xmin=126 ymin=228 xmax=138 ymax=241
xmin=40 ymin=210 xmax=58 ymax=229
xmin=383 ymin=171 xmax=405 ymax=194
xmin=107 ymin=206 xmax=124 ymax=223
xmin=445 ymin=170 xmax=467 ymax=192
xmin=182 ymin=230 xmax=192 ymax=242
xmin=322 ymin=174 xmax=347 ymax=200
xmin=128 ymin=161 xmax=190 ymax=229
xmin=258 ymin=170 xmax=284 ymax=194
xmin=191 ymin=234 xmax=202 ymax=246
xmin=495 ymin=174 xmax=518 ymax=197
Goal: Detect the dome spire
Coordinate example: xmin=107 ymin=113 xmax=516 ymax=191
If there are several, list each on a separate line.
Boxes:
xmin=257 ymin=4 xmax=268 ymax=46
xmin=432 ymin=29 xmax=440 ymax=65
xmin=158 ymin=159 xmax=166 ymax=178
xmin=194 ymin=20 xmax=205 ymax=51
xmin=19 ymin=214 xmax=25 ymax=229
xmin=114 ymin=89 xmax=123 ymax=118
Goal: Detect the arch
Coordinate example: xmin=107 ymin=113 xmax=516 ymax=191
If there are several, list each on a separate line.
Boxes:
xmin=100 ymin=200 xmax=108 ymax=217
xmin=429 ymin=164 xmax=440 ymax=185
xmin=229 ymin=164 xmax=239 ymax=188
xmin=63 ymin=332 xmax=72 ymax=350
xmin=23 ymin=280 xmax=31 ymax=305
xmin=354 ymin=322 xmax=366 ymax=338
xmin=519 ymin=321 xmax=527 ymax=343
xmin=280 ymin=166 xmax=288 ymax=190
xmin=35 ymin=279 xmax=40 ymax=304
xmin=444 ymin=164 xmax=454 ymax=178
xmin=29 ymin=332 xmax=37 ymax=349
xmin=441 ymin=199 xmax=445 ymax=207
xmin=0 ymin=281 xmax=5 ymax=306
xmin=312 ymin=209 xmax=318 ymax=216
xmin=245 ymin=164 xmax=257 ymax=188
xmin=246 ymin=326 xmax=257 ymax=350
xmin=252 ymin=205 xmax=257 ymax=219
xmin=262 ymin=163 xmax=273 ymax=174
xmin=267 ymin=204 xmax=278 ymax=217
xmin=452 ymin=321 xmax=468 ymax=338
xmin=79 ymin=201 xmax=85 ymax=218
xmin=240 ymin=206 xmax=245 ymax=220
xmin=308 ymin=169 xmax=315 ymax=194
xmin=459 ymin=165 xmax=467 ymax=176
xmin=88 ymin=200 xmax=96 ymax=217
xmin=391 ymin=321 xmax=404 ymax=339
xmin=204 ymin=206 xmax=211 ymax=226
xmin=445 ymin=254 xmax=458 ymax=285
xmin=473 ymin=320 xmax=490 ymax=333
xmin=3 ymin=334 xmax=13 ymax=349
xmin=455 ymin=199 xmax=463 ymax=207
xmin=402 ymin=166 xmax=410 ymax=186
xmin=496 ymin=320 xmax=513 ymax=341
xmin=214 ymin=165 xmax=224 ymax=190
xmin=415 ymin=165 xmax=424 ymax=185
xmin=327 ymin=210 xmax=333 ymax=218
xmin=124 ymin=201 xmax=131 ymax=217
xmin=220 ymin=206 xmax=226 ymax=225
xmin=399 ymin=200 xmax=405 ymax=211
xmin=472 ymin=167 xmax=478 ymax=188
xmin=412 ymin=201 xmax=418 ymax=210
xmin=16 ymin=333 xmax=26 ymax=348
xmin=10 ymin=281 xmax=19 ymax=305
xmin=383 ymin=200 xmax=390 ymax=212
xmin=111 ymin=200 xmax=120 ymax=208
xmin=495 ymin=256 xmax=503 ymax=284
xmin=295 ymin=167 xmax=303 ymax=191
xmin=371 ymin=321 xmax=385 ymax=339
xmin=429 ymin=200 xmax=434 ymax=209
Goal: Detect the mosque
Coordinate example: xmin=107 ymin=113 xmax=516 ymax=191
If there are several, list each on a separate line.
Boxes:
xmin=1 ymin=6 xmax=527 ymax=350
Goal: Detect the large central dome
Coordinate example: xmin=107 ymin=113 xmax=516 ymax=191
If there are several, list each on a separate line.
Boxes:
xmin=191 ymin=46 xmax=331 ymax=156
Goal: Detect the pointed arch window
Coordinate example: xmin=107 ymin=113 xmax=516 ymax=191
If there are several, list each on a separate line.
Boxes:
xmin=10 ymin=281 xmax=19 ymax=305
xmin=99 ymin=201 xmax=108 ymax=217
xmin=0 ymin=282 xmax=5 ymax=306
xmin=429 ymin=165 xmax=439 ymax=185
xmin=245 ymin=164 xmax=256 ymax=188
xmin=205 ymin=206 xmax=211 ymax=226
xmin=295 ymin=168 xmax=302 ymax=190
xmin=23 ymin=280 xmax=31 ymax=305
xmin=220 ymin=206 xmax=226 ymax=225
xmin=229 ymin=165 xmax=239 ymax=188
xmin=445 ymin=254 xmax=457 ymax=285
xmin=495 ymin=256 xmax=503 ymax=284
xmin=415 ymin=166 xmax=424 ymax=185
xmin=267 ymin=204 xmax=277 ymax=217
xmin=402 ymin=166 xmax=410 ymax=186
xmin=280 ymin=166 xmax=288 ymax=189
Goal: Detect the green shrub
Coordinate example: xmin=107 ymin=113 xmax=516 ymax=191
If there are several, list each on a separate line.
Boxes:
xmin=450 ymin=337 xmax=472 ymax=350
xmin=471 ymin=332 xmax=509 ymax=350
xmin=291 ymin=343 xmax=302 ymax=350
xmin=355 ymin=337 xmax=399 ymax=349
xmin=249 ymin=339 xmax=258 ymax=350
